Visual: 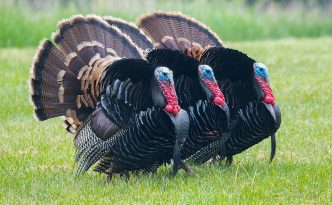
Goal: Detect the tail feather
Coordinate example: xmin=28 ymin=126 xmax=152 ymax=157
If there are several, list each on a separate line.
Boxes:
xmin=34 ymin=107 xmax=69 ymax=121
xmin=103 ymin=16 xmax=153 ymax=51
xmin=54 ymin=15 xmax=108 ymax=58
xmin=30 ymin=15 xmax=143 ymax=133
xmin=138 ymin=12 xmax=225 ymax=53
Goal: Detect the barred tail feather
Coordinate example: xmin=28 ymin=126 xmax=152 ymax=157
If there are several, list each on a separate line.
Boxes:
xmin=138 ymin=12 xmax=225 ymax=53
xmin=29 ymin=40 xmax=80 ymax=121
xmin=103 ymin=16 xmax=153 ymax=51
xmin=29 ymin=15 xmax=143 ymax=133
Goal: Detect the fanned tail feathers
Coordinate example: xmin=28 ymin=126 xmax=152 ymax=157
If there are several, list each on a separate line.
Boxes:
xmin=29 ymin=15 xmax=143 ymax=133
xmin=138 ymin=12 xmax=226 ymax=60
xmin=104 ymin=16 xmax=153 ymax=51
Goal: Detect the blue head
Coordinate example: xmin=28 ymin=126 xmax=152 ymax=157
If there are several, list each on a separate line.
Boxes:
xmin=155 ymin=66 xmax=174 ymax=82
xmin=201 ymin=66 xmax=215 ymax=80
xmin=153 ymin=67 xmax=180 ymax=115
xmin=254 ymin=63 xmax=269 ymax=82
xmin=198 ymin=65 xmax=226 ymax=107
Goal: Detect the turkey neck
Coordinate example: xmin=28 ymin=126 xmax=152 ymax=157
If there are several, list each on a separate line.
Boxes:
xmin=166 ymin=109 xmax=190 ymax=149
xmin=165 ymin=108 xmax=190 ymax=175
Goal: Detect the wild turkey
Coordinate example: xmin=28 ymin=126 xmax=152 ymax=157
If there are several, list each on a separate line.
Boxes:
xmin=105 ymin=18 xmax=230 ymax=161
xmin=199 ymin=49 xmax=281 ymax=163
xmin=138 ymin=12 xmax=282 ymax=163
xmin=29 ymin=15 xmax=191 ymax=179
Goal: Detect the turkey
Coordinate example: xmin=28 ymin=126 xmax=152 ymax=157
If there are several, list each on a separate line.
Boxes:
xmin=138 ymin=12 xmax=281 ymax=163
xmin=104 ymin=18 xmax=230 ymax=161
xmin=29 ymin=15 xmax=190 ymax=179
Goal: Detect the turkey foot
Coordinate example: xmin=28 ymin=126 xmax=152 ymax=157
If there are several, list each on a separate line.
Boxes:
xmin=180 ymin=161 xmax=193 ymax=175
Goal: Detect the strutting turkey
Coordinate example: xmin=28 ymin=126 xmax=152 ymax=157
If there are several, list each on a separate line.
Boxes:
xmin=29 ymin=15 xmax=191 ymax=179
xmin=138 ymin=12 xmax=281 ymax=164
xmin=104 ymin=17 xmax=230 ymax=161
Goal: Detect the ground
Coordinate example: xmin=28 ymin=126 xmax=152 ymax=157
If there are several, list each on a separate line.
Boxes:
xmin=0 ymin=38 xmax=331 ymax=204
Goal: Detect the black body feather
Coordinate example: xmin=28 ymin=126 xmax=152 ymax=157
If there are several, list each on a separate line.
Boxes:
xmin=75 ymin=107 xmax=189 ymax=176
xmin=199 ymin=47 xmax=260 ymax=109
xmin=186 ymin=102 xmax=281 ymax=164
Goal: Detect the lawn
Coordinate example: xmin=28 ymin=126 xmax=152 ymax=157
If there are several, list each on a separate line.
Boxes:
xmin=1 ymin=0 xmax=332 ymax=47
xmin=0 ymin=37 xmax=331 ymax=204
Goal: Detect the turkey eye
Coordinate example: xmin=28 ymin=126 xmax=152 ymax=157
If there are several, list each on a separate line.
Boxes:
xmin=203 ymin=69 xmax=213 ymax=78
xmin=256 ymin=67 xmax=264 ymax=76
xmin=160 ymin=72 xmax=169 ymax=80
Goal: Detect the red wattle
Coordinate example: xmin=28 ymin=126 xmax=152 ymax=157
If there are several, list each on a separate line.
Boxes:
xmin=203 ymin=79 xmax=226 ymax=107
xmin=267 ymin=98 xmax=276 ymax=105
xmin=256 ymin=77 xmax=276 ymax=105
xmin=160 ymin=81 xmax=180 ymax=116
xmin=264 ymin=96 xmax=275 ymax=105
xmin=172 ymin=107 xmax=180 ymax=115
xmin=165 ymin=104 xmax=174 ymax=113
xmin=213 ymin=96 xmax=225 ymax=106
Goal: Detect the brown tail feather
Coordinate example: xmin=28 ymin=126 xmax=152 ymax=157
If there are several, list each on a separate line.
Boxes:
xmin=138 ymin=12 xmax=226 ymax=57
xmin=103 ymin=16 xmax=153 ymax=51
xmin=29 ymin=15 xmax=143 ymax=133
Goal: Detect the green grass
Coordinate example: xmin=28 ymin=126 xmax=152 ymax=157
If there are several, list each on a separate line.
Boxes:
xmin=1 ymin=0 xmax=332 ymax=47
xmin=0 ymin=37 xmax=331 ymax=204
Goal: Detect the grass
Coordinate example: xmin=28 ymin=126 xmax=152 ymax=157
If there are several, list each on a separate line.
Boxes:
xmin=0 ymin=37 xmax=331 ymax=204
xmin=1 ymin=0 xmax=332 ymax=47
